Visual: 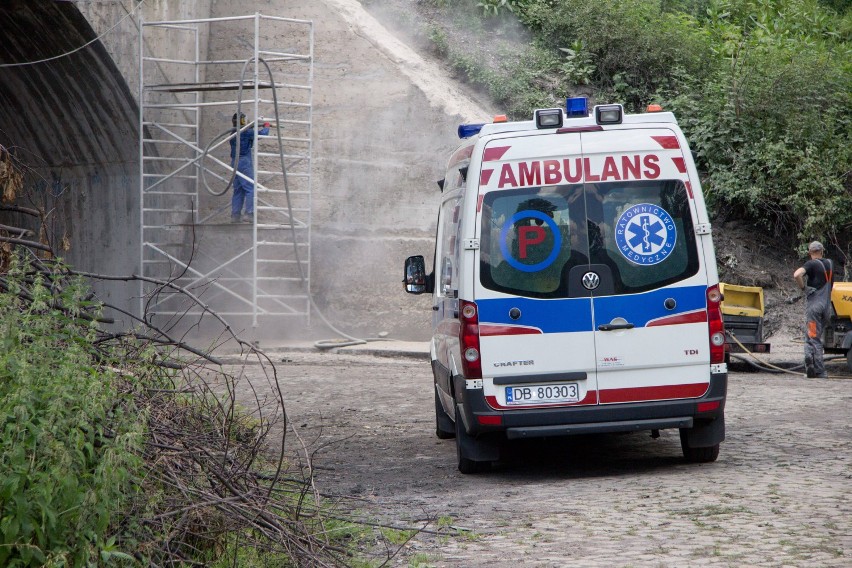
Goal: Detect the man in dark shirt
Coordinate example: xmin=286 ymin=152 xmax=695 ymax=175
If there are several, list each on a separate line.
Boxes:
xmin=793 ymin=241 xmax=834 ymax=378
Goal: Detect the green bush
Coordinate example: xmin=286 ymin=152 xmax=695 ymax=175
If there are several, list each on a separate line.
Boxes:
xmin=441 ymin=0 xmax=851 ymax=249
xmin=519 ymin=0 xmax=717 ymax=109
xmin=0 ymin=259 xmax=143 ymax=566
xmin=665 ymin=8 xmax=851 ymax=243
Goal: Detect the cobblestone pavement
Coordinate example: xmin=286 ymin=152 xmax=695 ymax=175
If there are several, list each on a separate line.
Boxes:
xmin=266 ymin=348 xmax=851 ymax=567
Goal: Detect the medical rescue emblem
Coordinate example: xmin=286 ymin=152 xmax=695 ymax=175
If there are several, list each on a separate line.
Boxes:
xmin=582 ymin=271 xmax=600 ymax=290
xmin=499 ymin=210 xmax=562 ymax=272
xmin=614 ymin=203 xmax=677 ymax=266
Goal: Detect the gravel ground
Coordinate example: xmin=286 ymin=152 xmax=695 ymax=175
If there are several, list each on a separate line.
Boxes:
xmin=232 ymin=338 xmax=851 ymax=567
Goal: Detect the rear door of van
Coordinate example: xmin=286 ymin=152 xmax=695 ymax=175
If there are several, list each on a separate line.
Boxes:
xmin=580 ymin=128 xmax=711 ymax=404
xmin=474 ymin=127 xmax=710 ymax=408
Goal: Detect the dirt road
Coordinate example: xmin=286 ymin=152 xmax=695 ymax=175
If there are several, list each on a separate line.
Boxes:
xmin=246 ymin=347 xmax=851 ymax=567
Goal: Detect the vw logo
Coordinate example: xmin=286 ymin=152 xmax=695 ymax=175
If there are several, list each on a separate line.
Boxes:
xmin=582 ymin=271 xmax=600 ymax=290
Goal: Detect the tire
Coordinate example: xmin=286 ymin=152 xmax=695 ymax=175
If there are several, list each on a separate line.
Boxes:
xmin=680 ymin=428 xmax=720 ymax=463
xmin=455 ymin=413 xmax=490 ymax=474
xmin=435 ymin=388 xmax=455 ymax=440
xmin=846 ymin=348 xmax=852 ymax=373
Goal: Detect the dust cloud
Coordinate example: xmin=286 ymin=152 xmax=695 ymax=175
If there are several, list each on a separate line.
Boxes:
xmin=323 ymin=0 xmax=492 ymax=123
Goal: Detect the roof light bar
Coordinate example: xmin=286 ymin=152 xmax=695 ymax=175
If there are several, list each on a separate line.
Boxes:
xmin=566 ymin=97 xmax=588 ymax=117
xmin=595 ymin=104 xmax=623 ymax=125
xmin=458 ymin=123 xmax=485 ymax=139
xmin=535 ymin=108 xmax=563 ymax=129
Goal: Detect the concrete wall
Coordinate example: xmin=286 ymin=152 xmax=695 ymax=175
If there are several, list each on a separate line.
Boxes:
xmin=0 ymin=0 xmax=491 ymax=342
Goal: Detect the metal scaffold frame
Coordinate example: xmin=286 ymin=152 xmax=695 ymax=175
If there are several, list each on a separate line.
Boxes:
xmin=138 ymin=13 xmax=313 ymax=334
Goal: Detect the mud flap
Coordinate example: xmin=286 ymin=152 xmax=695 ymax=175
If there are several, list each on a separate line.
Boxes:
xmin=682 ymin=414 xmax=725 ymax=448
xmin=455 ymin=405 xmax=501 ymax=461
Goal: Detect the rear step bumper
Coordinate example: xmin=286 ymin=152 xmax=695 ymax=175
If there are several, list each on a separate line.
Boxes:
xmin=506 ymin=417 xmax=693 ymax=440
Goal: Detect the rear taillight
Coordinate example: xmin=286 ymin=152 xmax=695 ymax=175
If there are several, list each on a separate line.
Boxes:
xmin=459 ymin=300 xmax=482 ymax=379
xmin=707 ymin=284 xmax=725 ymax=364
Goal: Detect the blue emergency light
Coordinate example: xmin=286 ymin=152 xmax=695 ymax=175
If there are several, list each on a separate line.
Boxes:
xmin=458 ymin=123 xmax=485 ymax=139
xmin=566 ymin=97 xmax=588 ymax=117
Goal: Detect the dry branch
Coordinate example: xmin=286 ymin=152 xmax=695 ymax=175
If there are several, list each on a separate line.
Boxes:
xmin=0 ymin=184 xmax=422 ymax=566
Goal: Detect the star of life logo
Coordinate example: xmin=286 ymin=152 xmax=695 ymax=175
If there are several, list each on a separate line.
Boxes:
xmin=614 ymin=203 xmax=677 ymax=266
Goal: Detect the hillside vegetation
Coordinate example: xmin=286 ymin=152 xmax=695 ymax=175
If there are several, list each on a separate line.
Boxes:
xmin=385 ymin=0 xmax=851 ymax=264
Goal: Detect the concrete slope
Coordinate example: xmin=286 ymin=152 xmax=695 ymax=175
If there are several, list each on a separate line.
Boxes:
xmin=0 ymin=0 xmax=492 ymax=342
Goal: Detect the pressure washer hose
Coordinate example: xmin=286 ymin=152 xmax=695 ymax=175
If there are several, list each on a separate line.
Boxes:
xmin=726 ymin=331 xmax=845 ymax=377
xmin=201 ymin=125 xmax=254 ymax=197
xmin=212 ymin=57 xmax=386 ymax=350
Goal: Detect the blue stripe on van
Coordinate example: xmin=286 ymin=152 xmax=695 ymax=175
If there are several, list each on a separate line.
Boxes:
xmin=593 ymin=285 xmax=707 ymax=327
xmin=477 ymin=297 xmax=594 ymax=333
xmin=476 ymin=285 xmax=707 ymax=333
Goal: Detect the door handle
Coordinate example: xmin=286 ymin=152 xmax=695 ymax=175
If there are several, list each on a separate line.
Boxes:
xmin=598 ymin=323 xmax=635 ymax=331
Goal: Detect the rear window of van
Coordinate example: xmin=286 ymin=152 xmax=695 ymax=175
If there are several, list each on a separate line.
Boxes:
xmin=479 ymin=180 xmax=700 ymax=298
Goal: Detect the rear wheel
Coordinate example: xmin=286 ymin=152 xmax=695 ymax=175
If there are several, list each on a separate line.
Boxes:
xmin=435 ymin=388 xmax=455 ymax=439
xmin=455 ymin=413 xmax=490 ymax=474
xmin=846 ymin=348 xmax=852 ymax=373
xmin=680 ymin=428 xmax=720 ymax=463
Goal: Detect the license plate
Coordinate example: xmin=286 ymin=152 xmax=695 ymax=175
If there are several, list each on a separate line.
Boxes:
xmin=505 ymin=383 xmax=579 ymax=405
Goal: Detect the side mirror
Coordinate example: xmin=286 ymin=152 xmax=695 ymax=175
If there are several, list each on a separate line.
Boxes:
xmin=403 ymin=255 xmax=432 ymax=295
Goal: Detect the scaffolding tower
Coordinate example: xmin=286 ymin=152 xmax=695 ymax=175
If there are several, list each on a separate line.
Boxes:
xmin=139 ymin=14 xmax=313 ymax=338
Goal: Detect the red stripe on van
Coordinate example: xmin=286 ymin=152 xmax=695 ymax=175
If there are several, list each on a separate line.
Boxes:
xmin=685 ymin=180 xmax=694 ymax=199
xmin=483 ymin=146 xmax=511 ymax=162
xmin=672 ymin=157 xmax=687 ymax=173
xmin=477 ymin=194 xmax=484 ymax=212
xmin=480 ymin=169 xmax=494 ymax=186
xmin=479 ymin=324 xmax=543 ymax=336
xmin=646 ymin=309 xmax=707 ymax=327
xmin=651 ymin=135 xmax=680 ymax=149
xmin=485 ymin=390 xmax=597 ymax=410
xmin=599 ymin=382 xmax=709 ymax=404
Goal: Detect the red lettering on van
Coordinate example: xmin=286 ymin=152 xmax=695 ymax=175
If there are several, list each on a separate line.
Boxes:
xmin=601 ymin=156 xmax=621 ymax=181
xmin=564 ymin=157 xmax=582 ymax=182
xmin=518 ymin=226 xmax=545 ymax=258
xmin=643 ymin=154 xmax=661 ymax=178
xmin=518 ymin=161 xmax=541 ymax=186
xmin=491 ymin=154 xmax=662 ymax=188
xmin=622 ymin=155 xmax=641 ymax=179
xmin=543 ymin=160 xmax=561 ymax=184
xmin=583 ymin=158 xmax=600 ymax=181
xmin=498 ymin=164 xmax=518 ymax=188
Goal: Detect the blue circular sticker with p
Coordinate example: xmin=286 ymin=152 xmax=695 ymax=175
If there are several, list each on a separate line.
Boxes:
xmin=614 ymin=203 xmax=677 ymax=265
xmin=500 ymin=210 xmax=562 ymax=272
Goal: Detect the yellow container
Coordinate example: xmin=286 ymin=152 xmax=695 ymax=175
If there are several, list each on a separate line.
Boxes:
xmin=719 ymin=283 xmax=764 ymax=318
xmin=831 ymin=282 xmax=852 ymax=319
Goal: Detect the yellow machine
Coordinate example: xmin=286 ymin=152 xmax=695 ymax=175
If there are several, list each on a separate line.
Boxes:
xmin=825 ymin=282 xmax=852 ymax=371
xmin=721 ymin=281 xmax=852 ymax=371
xmin=831 ymin=282 xmax=852 ymax=319
xmin=720 ymin=283 xmax=770 ymax=356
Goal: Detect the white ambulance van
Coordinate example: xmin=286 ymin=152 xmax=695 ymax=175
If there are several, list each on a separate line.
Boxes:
xmin=404 ymin=99 xmax=727 ymax=474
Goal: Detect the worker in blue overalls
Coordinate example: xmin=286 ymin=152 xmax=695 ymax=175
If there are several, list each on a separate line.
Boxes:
xmin=230 ymin=112 xmax=270 ymax=223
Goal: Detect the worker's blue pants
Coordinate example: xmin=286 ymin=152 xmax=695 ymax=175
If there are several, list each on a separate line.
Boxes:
xmin=231 ymin=164 xmax=254 ymax=218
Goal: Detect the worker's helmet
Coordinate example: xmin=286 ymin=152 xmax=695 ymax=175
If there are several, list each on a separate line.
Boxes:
xmin=232 ymin=112 xmax=246 ymax=127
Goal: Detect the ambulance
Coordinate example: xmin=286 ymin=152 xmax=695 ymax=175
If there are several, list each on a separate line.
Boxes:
xmin=404 ymin=99 xmax=727 ymax=473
